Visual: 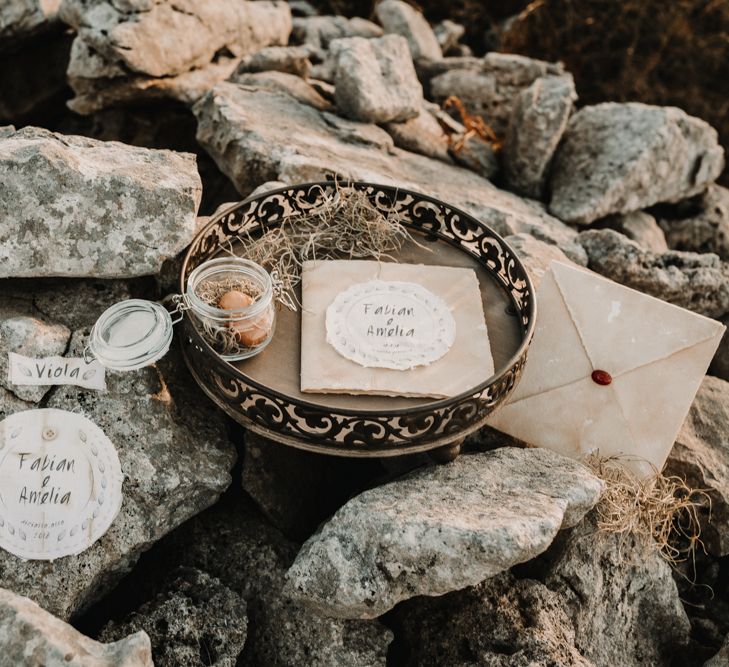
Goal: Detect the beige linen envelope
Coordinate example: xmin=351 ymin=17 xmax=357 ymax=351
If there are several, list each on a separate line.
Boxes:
xmin=486 ymin=260 xmax=725 ymax=478
xmin=300 ymin=259 xmax=495 ymax=398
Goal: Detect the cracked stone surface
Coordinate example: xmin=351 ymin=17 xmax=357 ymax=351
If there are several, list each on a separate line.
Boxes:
xmin=0 ymin=0 xmax=61 ymax=42
xmin=0 ymin=587 xmax=153 ymax=667
xmin=579 ymin=228 xmax=729 ymax=318
xmin=59 ymin=0 xmax=292 ymax=113
xmin=427 ymin=53 xmax=565 ymax=136
xmin=193 ymin=81 xmax=587 ymax=262
xmin=332 ymin=35 xmax=423 ymax=123
xmin=0 ymin=309 xmax=70 ymax=403
xmin=0 ymin=126 xmax=202 ymax=278
xmin=665 ymin=376 xmax=729 ymax=556
xmin=658 ymin=184 xmax=729 ymax=260
xmin=0 ymin=327 xmax=236 ymax=620
xmin=159 ymin=494 xmax=394 ymax=667
xmin=99 ymin=568 xmax=247 ymax=667
xmin=284 ymin=448 xmax=602 ymax=619
xmin=375 ymin=0 xmax=442 ymax=61
xmin=503 ymin=73 xmax=577 ymax=199
xmin=549 ymin=103 xmax=725 ymax=224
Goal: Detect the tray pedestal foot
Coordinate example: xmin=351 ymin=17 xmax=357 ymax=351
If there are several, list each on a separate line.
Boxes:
xmin=428 ymin=438 xmax=463 ymax=464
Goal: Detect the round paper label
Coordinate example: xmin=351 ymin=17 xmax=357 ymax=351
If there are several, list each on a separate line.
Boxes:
xmin=0 ymin=409 xmax=123 ymax=561
xmin=325 ymin=280 xmax=456 ymax=370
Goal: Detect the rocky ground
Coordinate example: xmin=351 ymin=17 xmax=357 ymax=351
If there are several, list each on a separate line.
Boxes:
xmin=0 ymin=1 xmax=728 ymax=666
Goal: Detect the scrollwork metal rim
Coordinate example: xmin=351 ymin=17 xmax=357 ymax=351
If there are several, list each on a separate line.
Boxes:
xmin=179 ymin=181 xmax=536 ymax=453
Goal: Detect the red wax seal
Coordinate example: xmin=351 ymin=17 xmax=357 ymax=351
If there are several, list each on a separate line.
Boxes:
xmin=591 ymin=370 xmax=612 ymax=386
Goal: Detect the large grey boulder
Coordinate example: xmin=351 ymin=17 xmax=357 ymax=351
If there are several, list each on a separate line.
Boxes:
xmin=193 ymin=81 xmax=587 ymax=262
xmin=664 ymin=376 xmax=729 ymax=556
xmin=503 ymin=73 xmax=577 ymax=199
xmin=392 ymin=512 xmax=690 ymax=667
xmin=579 ymin=228 xmax=729 ymax=318
xmin=0 ymin=587 xmax=153 ymax=667
xmin=59 ymin=0 xmax=291 ymax=113
xmin=332 ymin=35 xmax=423 ymax=123
xmin=0 ymin=323 xmax=236 ymax=619
xmin=284 ymin=448 xmax=602 ymax=619
xmin=99 ymin=568 xmax=247 ymax=667
xmin=0 ymin=0 xmax=61 ymax=42
xmin=160 ymin=496 xmax=393 ymax=667
xmin=549 ymin=103 xmax=725 ymax=224
xmin=0 ymin=126 xmax=202 ymax=278
xmin=375 ymin=0 xmax=442 ymax=61
xmin=428 ymin=53 xmax=565 ymax=135
xmin=658 ymin=184 xmax=729 ymax=260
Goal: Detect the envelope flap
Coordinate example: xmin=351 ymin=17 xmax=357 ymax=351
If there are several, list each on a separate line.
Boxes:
xmin=550 ymin=261 xmax=724 ymax=377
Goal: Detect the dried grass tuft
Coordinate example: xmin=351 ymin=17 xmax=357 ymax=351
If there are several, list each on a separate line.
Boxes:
xmin=585 ymin=454 xmax=711 ymax=569
xmin=223 ymin=184 xmax=423 ymax=309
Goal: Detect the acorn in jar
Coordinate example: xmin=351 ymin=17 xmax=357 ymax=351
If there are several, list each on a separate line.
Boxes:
xmin=185 ymin=258 xmax=276 ymax=360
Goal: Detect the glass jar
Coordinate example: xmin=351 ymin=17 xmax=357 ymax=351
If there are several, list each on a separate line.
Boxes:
xmin=85 ymin=258 xmax=276 ymax=370
xmin=185 ymin=258 xmax=276 ymax=361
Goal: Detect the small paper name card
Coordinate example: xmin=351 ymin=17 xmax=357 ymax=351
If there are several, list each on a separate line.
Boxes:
xmin=8 ymin=352 xmax=106 ymax=391
xmin=326 ymin=280 xmax=456 ymax=370
xmin=301 ymin=260 xmax=494 ymax=399
xmin=0 ymin=409 xmax=123 ymax=561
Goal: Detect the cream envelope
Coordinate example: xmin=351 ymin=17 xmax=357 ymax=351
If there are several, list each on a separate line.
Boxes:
xmin=486 ymin=260 xmax=725 ymax=478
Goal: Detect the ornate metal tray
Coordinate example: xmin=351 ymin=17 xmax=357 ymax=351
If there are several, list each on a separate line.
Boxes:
xmin=180 ymin=182 xmax=536 ymax=459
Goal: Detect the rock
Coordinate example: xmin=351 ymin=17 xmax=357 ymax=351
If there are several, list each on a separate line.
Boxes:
xmin=242 ymin=431 xmax=383 ymax=542
xmin=503 ymin=73 xmax=577 ymax=199
xmin=658 ymin=184 xmax=729 ymax=260
xmin=534 ymin=514 xmax=691 ymax=666
xmin=159 ymin=495 xmax=393 ymax=666
xmin=229 ymin=71 xmax=331 ymax=111
xmin=664 ymin=376 xmax=729 ymax=556
xmin=332 ymin=35 xmax=423 ymax=123
xmin=0 ymin=587 xmax=153 ymax=667
xmin=59 ymin=0 xmax=291 ymax=78
xmin=0 ymin=0 xmax=61 ymax=43
xmin=504 ymin=232 xmax=579 ymax=288
xmin=99 ymin=568 xmax=247 ymax=667
xmin=60 ymin=0 xmax=292 ymax=113
xmin=291 ymin=15 xmax=383 ymax=49
xmin=710 ymin=315 xmax=729 ymax=381
xmin=0 ymin=311 xmax=70 ymax=402
xmin=235 ymin=45 xmax=313 ymax=78
xmin=375 ymin=0 xmax=442 ymax=61
xmin=449 ymin=134 xmax=498 ymax=179
xmin=0 ymin=330 xmax=236 ymax=619
xmin=579 ymin=228 xmax=729 ymax=318
xmin=604 ymin=210 xmax=668 ymax=253
xmin=549 ymin=103 xmax=725 ymax=224
xmin=433 ymin=20 xmax=465 ymax=55
xmin=0 ymin=126 xmax=202 ymax=278
xmin=391 ymin=571 xmax=594 ymax=666
xmin=194 ymin=81 xmax=587 ymax=262
xmin=65 ymin=49 xmax=242 ymax=115
xmin=383 ymin=108 xmax=452 ymax=162
xmin=284 ymin=448 xmax=602 ymax=619
xmin=393 ymin=509 xmax=690 ymax=666
xmin=705 ymin=635 xmax=729 ymax=667
xmin=429 ymin=53 xmax=565 ymax=136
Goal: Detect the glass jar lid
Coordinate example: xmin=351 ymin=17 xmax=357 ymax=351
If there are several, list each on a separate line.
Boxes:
xmin=87 ymin=299 xmax=174 ymax=371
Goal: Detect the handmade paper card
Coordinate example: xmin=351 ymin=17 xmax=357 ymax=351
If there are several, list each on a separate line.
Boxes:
xmin=301 ymin=260 xmax=494 ymax=398
xmin=486 ymin=261 xmax=726 ymax=478
xmin=0 ymin=408 xmax=123 ymax=560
